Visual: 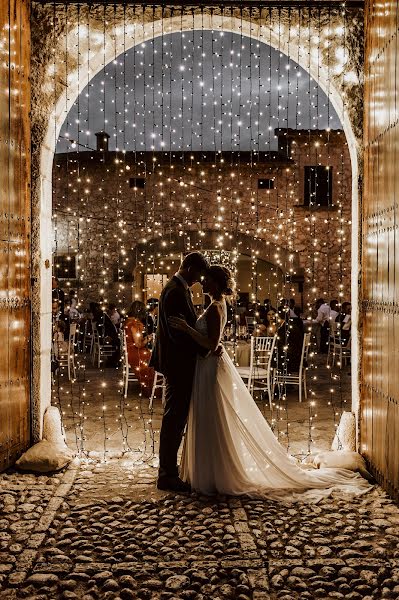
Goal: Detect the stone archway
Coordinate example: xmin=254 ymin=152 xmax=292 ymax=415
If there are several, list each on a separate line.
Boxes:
xmin=131 ymin=229 xmax=300 ymax=278
xmin=30 ymin=5 xmax=364 ymax=438
xmin=130 ymin=229 xmax=296 ymax=301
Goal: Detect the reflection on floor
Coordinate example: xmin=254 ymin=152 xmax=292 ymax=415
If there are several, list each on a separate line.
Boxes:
xmin=52 ymin=352 xmax=351 ymax=462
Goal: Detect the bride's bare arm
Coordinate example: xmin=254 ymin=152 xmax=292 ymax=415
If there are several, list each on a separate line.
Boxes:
xmin=168 ymin=303 xmax=223 ymax=352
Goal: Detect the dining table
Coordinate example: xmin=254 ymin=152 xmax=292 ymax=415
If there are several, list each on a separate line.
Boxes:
xmin=224 ymin=339 xmax=251 ymax=367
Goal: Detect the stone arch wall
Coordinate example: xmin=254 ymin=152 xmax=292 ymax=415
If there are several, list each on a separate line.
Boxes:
xmin=30 ymin=2 xmax=364 ymax=438
xmin=133 ymin=229 xmax=301 ymax=273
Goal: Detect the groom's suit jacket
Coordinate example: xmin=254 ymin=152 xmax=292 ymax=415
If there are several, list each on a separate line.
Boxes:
xmin=150 ymin=276 xmax=201 ymax=379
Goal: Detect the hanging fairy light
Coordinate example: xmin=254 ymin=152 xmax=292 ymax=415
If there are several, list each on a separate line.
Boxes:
xmin=49 ymin=2 xmax=355 ymax=462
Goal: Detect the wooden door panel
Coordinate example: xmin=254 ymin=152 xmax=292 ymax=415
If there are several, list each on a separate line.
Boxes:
xmin=0 ymin=0 xmax=9 ymax=243
xmin=363 ymin=0 xmax=399 ymax=500
xmin=0 ymin=0 xmax=31 ymax=471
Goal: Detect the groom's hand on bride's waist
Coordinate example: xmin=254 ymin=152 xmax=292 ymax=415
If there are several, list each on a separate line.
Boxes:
xmin=212 ymin=344 xmax=224 ymax=357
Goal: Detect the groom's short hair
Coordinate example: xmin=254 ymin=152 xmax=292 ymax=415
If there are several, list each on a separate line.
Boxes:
xmin=181 ymin=251 xmax=209 ymax=273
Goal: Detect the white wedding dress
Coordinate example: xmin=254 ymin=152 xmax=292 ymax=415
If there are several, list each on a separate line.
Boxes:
xmin=181 ymin=300 xmax=371 ymax=502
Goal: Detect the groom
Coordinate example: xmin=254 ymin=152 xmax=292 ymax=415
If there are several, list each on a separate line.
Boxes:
xmin=150 ymin=251 xmax=209 ymax=492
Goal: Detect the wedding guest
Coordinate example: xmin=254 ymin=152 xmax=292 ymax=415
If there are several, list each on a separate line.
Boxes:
xmin=145 ymin=298 xmax=159 ymax=336
xmin=335 ymin=301 xmax=351 ymax=345
xmin=266 ymin=308 xmax=279 ymax=335
xmin=107 ymin=303 xmax=121 ymax=328
xmin=278 ymin=298 xmax=289 ymax=321
xmin=52 ymin=298 xmax=60 ymax=321
xmin=65 ymin=297 xmax=81 ymax=322
xmin=65 ymin=289 xmax=76 ymax=305
xmin=288 ymin=298 xmax=296 ymax=318
xmin=275 ymin=306 xmax=305 ymax=373
xmin=263 ymin=298 xmax=277 ymax=312
xmin=52 ymin=277 xmax=65 ymax=315
xmin=254 ymin=307 xmax=278 ymax=336
xmin=310 ymin=298 xmax=324 ymax=350
xmin=315 ymin=298 xmax=338 ymax=353
xmin=312 ymin=298 xmax=325 ymax=320
xmin=53 ymin=320 xmax=68 ymax=358
xmin=330 ymin=299 xmax=339 ymax=322
xmin=92 ymin=303 xmax=120 ymax=367
xmin=124 ymin=301 xmax=155 ymax=396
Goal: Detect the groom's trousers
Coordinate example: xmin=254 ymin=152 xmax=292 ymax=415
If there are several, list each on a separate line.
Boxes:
xmin=158 ymin=367 xmax=195 ymax=478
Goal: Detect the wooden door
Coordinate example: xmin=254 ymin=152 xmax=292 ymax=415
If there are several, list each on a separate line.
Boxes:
xmin=0 ymin=0 xmax=31 ymax=470
xmin=362 ymin=0 xmax=399 ymax=500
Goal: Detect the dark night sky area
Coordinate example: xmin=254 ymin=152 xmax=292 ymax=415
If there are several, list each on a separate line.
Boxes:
xmin=57 ymin=30 xmax=341 ymax=153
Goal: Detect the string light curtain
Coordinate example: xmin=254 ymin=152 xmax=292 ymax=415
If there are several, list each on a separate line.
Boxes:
xmin=50 ymin=1 xmax=355 ymax=459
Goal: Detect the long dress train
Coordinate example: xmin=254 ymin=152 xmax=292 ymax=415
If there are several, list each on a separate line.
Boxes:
xmin=181 ymin=300 xmax=371 ymax=502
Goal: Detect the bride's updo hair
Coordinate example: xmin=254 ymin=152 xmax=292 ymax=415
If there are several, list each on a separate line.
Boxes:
xmin=208 ymin=265 xmax=237 ymax=300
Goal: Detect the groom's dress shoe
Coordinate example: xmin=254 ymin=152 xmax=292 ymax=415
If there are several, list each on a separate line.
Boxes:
xmin=157 ymin=476 xmax=191 ymax=493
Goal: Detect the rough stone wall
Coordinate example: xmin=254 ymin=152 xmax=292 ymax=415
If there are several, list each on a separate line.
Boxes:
xmin=29 ymin=3 xmax=363 ymax=434
xmin=52 ymin=129 xmax=351 ymax=307
xmin=283 ymin=129 xmax=353 ymax=304
xmin=30 ymin=2 xmax=364 ymax=297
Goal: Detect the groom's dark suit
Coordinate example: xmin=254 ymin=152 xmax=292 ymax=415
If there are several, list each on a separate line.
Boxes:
xmin=150 ymin=275 xmax=202 ymax=478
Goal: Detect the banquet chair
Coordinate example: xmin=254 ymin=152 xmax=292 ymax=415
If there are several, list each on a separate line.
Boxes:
xmin=92 ymin=322 xmax=115 ymax=368
xmin=57 ymin=323 xmax=77 ymax=380
xmin=327 ymin=322 xmax=351 ymax=367
xmin=339 ymin=334 xmax=351 ymax=367
xmin=121 ymin=330 xmax=139 ymax=398
xmin=326 ymin=321 xmax=337 ymax=366
xmin=236 ymin=335 xmax=276 ymax=408
xmin=272 ymin=332 xmax=311 ymax=403
xmin=149 ymin=371 xmax=166 ymax=410
xmin=82 ymin=319 xmax=93 ymax=354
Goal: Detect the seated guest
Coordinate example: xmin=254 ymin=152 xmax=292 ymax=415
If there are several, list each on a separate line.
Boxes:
xmin=124 ymin=301 xmax=155 ymax=396
xmin=65 ymin=297 xmax=81 ymax=322
xmin=52 ymin=277 xmax=65 ymax=315
xmin=266 ymin=308 xmax=279 ymax=335
xmin=52 ymin=298 xmax=60 ymax=321
xmin=288 ymin=298 xmax=296 ymax=318
xmin=312 ymin=298 xmax=325 ymax=320
xmin=263 ymin=298 xmax=276 ymax=313
xmin=145 ymin=298 xmax=159 ymax=337
xmin=316 ymin=298 xmax=339 ymax=356
xmin=254 ymin=307 xmax=279 ymax=336
xmin=275 ymin=306 xmax=304 ymax=373
xmin=335 ymin=301 xmax=351 ymax=345
xmin=92 ymin=302 xmax=120 ymax=367
xmin=329 ymin=299 xmax=339 ymax=323
xmin=107 ymin=303 xmax=121 ymax=328
xmin=53 ymin=320 xmax=68 ymax=358
xmin=278 ymin=298 xmax=289 ymax=321
xmin=310 ymin=298 xmax=324 ymax=350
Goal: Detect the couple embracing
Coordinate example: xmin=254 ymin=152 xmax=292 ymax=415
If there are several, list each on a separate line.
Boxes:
xmin=150 ymin=252 xmax=369 ymax=501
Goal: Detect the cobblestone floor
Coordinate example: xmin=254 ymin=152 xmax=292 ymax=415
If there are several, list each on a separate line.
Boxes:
xmin=2 ymin=357 xmax=396 ymax=599
xmin=54 ymin=354 xmax=350 ymax=459
xmin=1 ymin=458 xmax=399 ymax=600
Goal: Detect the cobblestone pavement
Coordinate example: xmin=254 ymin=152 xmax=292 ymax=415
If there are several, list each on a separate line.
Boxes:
xmin=1 ymin=458 xmax=399 ymax=600
xmin=55 ymin=355 xmax=350 ymax=459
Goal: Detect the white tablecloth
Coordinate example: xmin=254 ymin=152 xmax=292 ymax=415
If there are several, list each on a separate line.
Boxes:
xmin=225 ymin=341 xmax=251 ymax=367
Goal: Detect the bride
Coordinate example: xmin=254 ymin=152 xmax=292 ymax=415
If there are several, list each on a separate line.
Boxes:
xmin=169 ymin=264 xmax=370 ymax=501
